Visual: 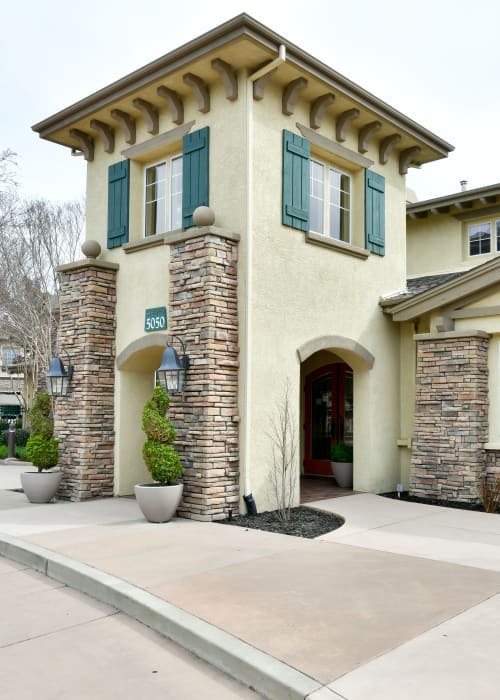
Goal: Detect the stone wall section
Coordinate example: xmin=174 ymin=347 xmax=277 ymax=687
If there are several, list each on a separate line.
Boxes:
xmin=167 ymin=232 xmax=239 ymax=521
xmin=485 ymin=451 xmax=500 ymax=487
xmin=55 ymin=261 xmax=118 ymax=500
xmin=410 ymin=332 xmax=489 ymax=503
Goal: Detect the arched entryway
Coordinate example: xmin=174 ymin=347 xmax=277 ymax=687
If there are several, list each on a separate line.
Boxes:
xmin=304 ymin=362 xmax=353 ymax=476
xmin=298 ymin=335 xmax=374 ymax=500
xmin=115 ymin=334 xmax=167 ymax=495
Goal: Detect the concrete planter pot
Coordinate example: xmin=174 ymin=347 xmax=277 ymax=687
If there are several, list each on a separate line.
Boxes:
xmin=134 ymin=483 xmax=183 ymax=523
xmin=332 ymin=461 xmax=353 ymax=489
xmin=20 ymin=470 xmax=63 ymax=503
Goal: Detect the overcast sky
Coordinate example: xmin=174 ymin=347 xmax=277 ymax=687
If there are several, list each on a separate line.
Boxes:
xmin=3 ymin=0 xmax=499 ymax=204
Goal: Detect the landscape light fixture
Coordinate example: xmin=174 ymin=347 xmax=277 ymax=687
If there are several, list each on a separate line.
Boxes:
xmin=46 ymin=353 xmax=74 ymax=397
xmin=155 ymin=336 xmax=189 ymax=394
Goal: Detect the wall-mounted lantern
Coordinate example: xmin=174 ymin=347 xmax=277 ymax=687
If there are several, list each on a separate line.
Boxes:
xmin=155 ymin=337 xmax=189 ymax=394
xmin=46 ymin=354 xmax=74 ymax=397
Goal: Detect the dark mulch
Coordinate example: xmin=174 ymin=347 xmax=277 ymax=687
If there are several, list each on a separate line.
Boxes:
xmin=217 ymin=505 xmax=344 ymax=539
xmin=380 ymin=491 xmax=494 ymax=512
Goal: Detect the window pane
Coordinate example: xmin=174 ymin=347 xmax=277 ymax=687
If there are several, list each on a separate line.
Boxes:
xmin=170 ymin=156 xmax=183 ymax=230
xmin=496 ymin=220 xmax=500 ymax=251
xmin=145 ymin=163 xmax=166 ymax=236
xmin=468 ymin=222 xmax=491 ymax=256
xmin=310 ymin=161 xmax=324 ymax=234
xmin=329 ymin=167 xmax=350 ymax=242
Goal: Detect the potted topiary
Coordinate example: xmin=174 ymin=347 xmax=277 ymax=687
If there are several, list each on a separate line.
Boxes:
xmin=134 ymin=386 xmax=184 ymax=523
xmin=21 ymin=392 xmax=62 ymax=503
xmin=331 ymin=442 xmax=353 ymax=489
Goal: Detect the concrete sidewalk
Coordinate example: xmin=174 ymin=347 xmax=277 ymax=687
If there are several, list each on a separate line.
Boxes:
xmin=1 ymin=462 xmax=500 ymax=699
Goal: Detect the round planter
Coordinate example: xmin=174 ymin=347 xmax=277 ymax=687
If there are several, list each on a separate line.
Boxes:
xmin=332 ymin=461 xmax=353 ymax=489
xmin=134 ymin=483 xmax=183 ymax=523
xmin=20 ymin=470 xmax=63 ymax=503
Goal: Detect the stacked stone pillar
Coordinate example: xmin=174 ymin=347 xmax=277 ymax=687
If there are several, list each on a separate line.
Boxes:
xmin=167 ymin=228 xmax=239 ymax=521
xmin=410 ymin=331 xmax=489 ymax=503
xmin=55 ymin=260 xmax=118 ymax=500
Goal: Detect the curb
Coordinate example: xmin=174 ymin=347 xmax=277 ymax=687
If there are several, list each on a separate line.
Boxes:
xmin=0 ymin=533 xmax=324 ymax=700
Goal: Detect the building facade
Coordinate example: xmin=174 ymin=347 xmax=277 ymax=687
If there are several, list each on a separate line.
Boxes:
xmin=33 ymin=14 xmax=457 ymax=517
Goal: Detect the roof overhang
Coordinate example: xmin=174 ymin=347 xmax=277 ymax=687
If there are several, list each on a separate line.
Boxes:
xmin=382 ymin=255 xmax=500 ymax=322
xmin=32 ymin=14 xmax=453 ymax=167
xmin=407 ymin=182 xmax=500 ymax=220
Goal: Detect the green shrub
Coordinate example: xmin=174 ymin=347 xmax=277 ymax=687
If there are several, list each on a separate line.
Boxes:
xmin=1 ymin=428 xmax=30 ymax=447
xmin=331 ymin=443 xmax=353 ymax=463
xmin=26 ymin=392 xmax=58 ymax=472
xmin=143 ymin=441 xmax=183 ymax=483
xmin=14 ymin=429 xmax=30 ymax=447
xmin=141 ymin=386 xmax=182 ymax=485
xmin=29 ymin=392 xmax=53 ymax=440
xmin=0 ymin=444 xmax=30 ymax=460
xmin=26 ymin=434 xmax=59 ymax=471
xmin=15 ymin=446 xmax=27 ymax=460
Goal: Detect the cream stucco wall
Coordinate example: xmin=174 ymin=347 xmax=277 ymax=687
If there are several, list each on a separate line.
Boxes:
xmin=239 ymin=87 xmax=407 ymax=510
xmin=84 ymin=78 xmax=248 ymax=494
xmin=408 ymin=212 xmax=500 ymax=277
xmin=82 ymin=65 xmax=415 ymax=507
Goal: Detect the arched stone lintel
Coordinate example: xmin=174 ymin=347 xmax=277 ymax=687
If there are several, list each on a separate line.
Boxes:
xmin=282 ymin=77 xmax=308 ymax=116
xmin=379 ymin=133 xmax=401 ymax=164
xmin=183 ymin=73 xmax=210 ymax=113
xmin=117 ymin=333 xmax=167 ymax=371
xmin=336 ymin=108 xmax=360 ymax=142
xmin=297 ymin=335 xmax=375 ymax=370
xmin=132 ymin=98 xmax=159 ymax=135
xmin=211 ymin=58 xmax=238 ymax=101
xmin=310 ymin=93 xmax=335 ymax=129
xmin=89 ymin=119 xmax=115 ymax=153
xmin=69 ymin=129 xmax=95 ymax=161
xmin=157 ymin=86 xmax=184 ymax=125
xmin=399 ymin=146 xmax=421 ymax=175
xmin=110 ymin=109 xmax=136 ymax=145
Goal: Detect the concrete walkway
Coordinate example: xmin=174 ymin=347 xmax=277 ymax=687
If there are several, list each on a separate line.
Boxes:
xmin=1 ymin=461 xmax=500 ymax=699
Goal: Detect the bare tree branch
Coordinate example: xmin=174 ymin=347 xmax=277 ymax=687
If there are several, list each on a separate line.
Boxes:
xmin=266 ymin=379 xmax=298 ymax=522
xmin=0 ymin=154 xmax=84 ymax=410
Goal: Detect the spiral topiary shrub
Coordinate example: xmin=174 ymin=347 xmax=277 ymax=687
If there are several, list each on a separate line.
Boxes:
xmin=25 ymin=392 xmax=59 ymax=473
xmin=142 ymin=386 xmax=182 ymax=484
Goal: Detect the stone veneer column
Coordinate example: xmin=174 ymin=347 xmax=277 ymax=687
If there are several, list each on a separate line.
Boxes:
xmin=167 ymin=228 xmax=239 ymax=521
xmin=55 ymin=260 xmax=119 ymax=500
xmin=410 ymin=330 xmax=489 ymax=503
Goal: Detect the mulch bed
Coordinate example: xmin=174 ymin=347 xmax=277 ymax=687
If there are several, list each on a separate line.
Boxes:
xmin=217 ymin=505 xmax=344 ymax=539
xmin=380 ymin=491 xmax=494 ymax=512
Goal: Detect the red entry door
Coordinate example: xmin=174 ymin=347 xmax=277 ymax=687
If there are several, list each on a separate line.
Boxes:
xmin=304 ymin=363 xmax=353 ymax=475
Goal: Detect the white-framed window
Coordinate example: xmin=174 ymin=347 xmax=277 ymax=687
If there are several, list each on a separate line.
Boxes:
xmin=309 ymin=159 xmax=351 ymax=242
xmin=468 ymin=220 xmax=500 ymax=257
xmin=144 ymin=154 xmax=182 ymax=237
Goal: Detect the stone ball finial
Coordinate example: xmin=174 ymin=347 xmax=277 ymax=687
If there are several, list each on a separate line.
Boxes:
xmin=193 ymin=206 xmax=215 ymax=227
xmin=81 ymin=240 xmax=102 ymax=259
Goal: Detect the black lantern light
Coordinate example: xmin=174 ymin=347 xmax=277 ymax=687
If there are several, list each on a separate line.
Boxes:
xmin=46 ymin=354 xmax=74 ymax=397
xmin=155 ymin=337 xmax=189 ymax=394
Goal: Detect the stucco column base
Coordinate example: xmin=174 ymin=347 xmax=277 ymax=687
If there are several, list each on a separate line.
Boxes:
xmin=54 ymin=260 xmax=118 ymax=501
xmin=167 ymin=231 xmax=239 ymax=521
xmin=410 ymin=331 xmax=489 ymax=503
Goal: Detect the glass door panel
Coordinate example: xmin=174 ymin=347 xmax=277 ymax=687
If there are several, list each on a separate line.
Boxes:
xmin=310 ymin=374 xmax=332 ymax=460
xmin=304 ymin=363 xmax=353 ymax=476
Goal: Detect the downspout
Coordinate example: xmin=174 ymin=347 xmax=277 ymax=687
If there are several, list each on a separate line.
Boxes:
xmin=243 ymin=45 xmax=286 ymax=501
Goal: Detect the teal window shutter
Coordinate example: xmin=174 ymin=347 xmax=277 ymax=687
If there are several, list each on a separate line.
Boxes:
xmin=182 ymin=127 xmax=209 ymax=228
xmin=107 ymin=160 xmax=130 ymax=249
xmin=282 ymin=130 xmax=310 ymax=231
xmin=365 ymin=170 xmax=385 ymax=256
